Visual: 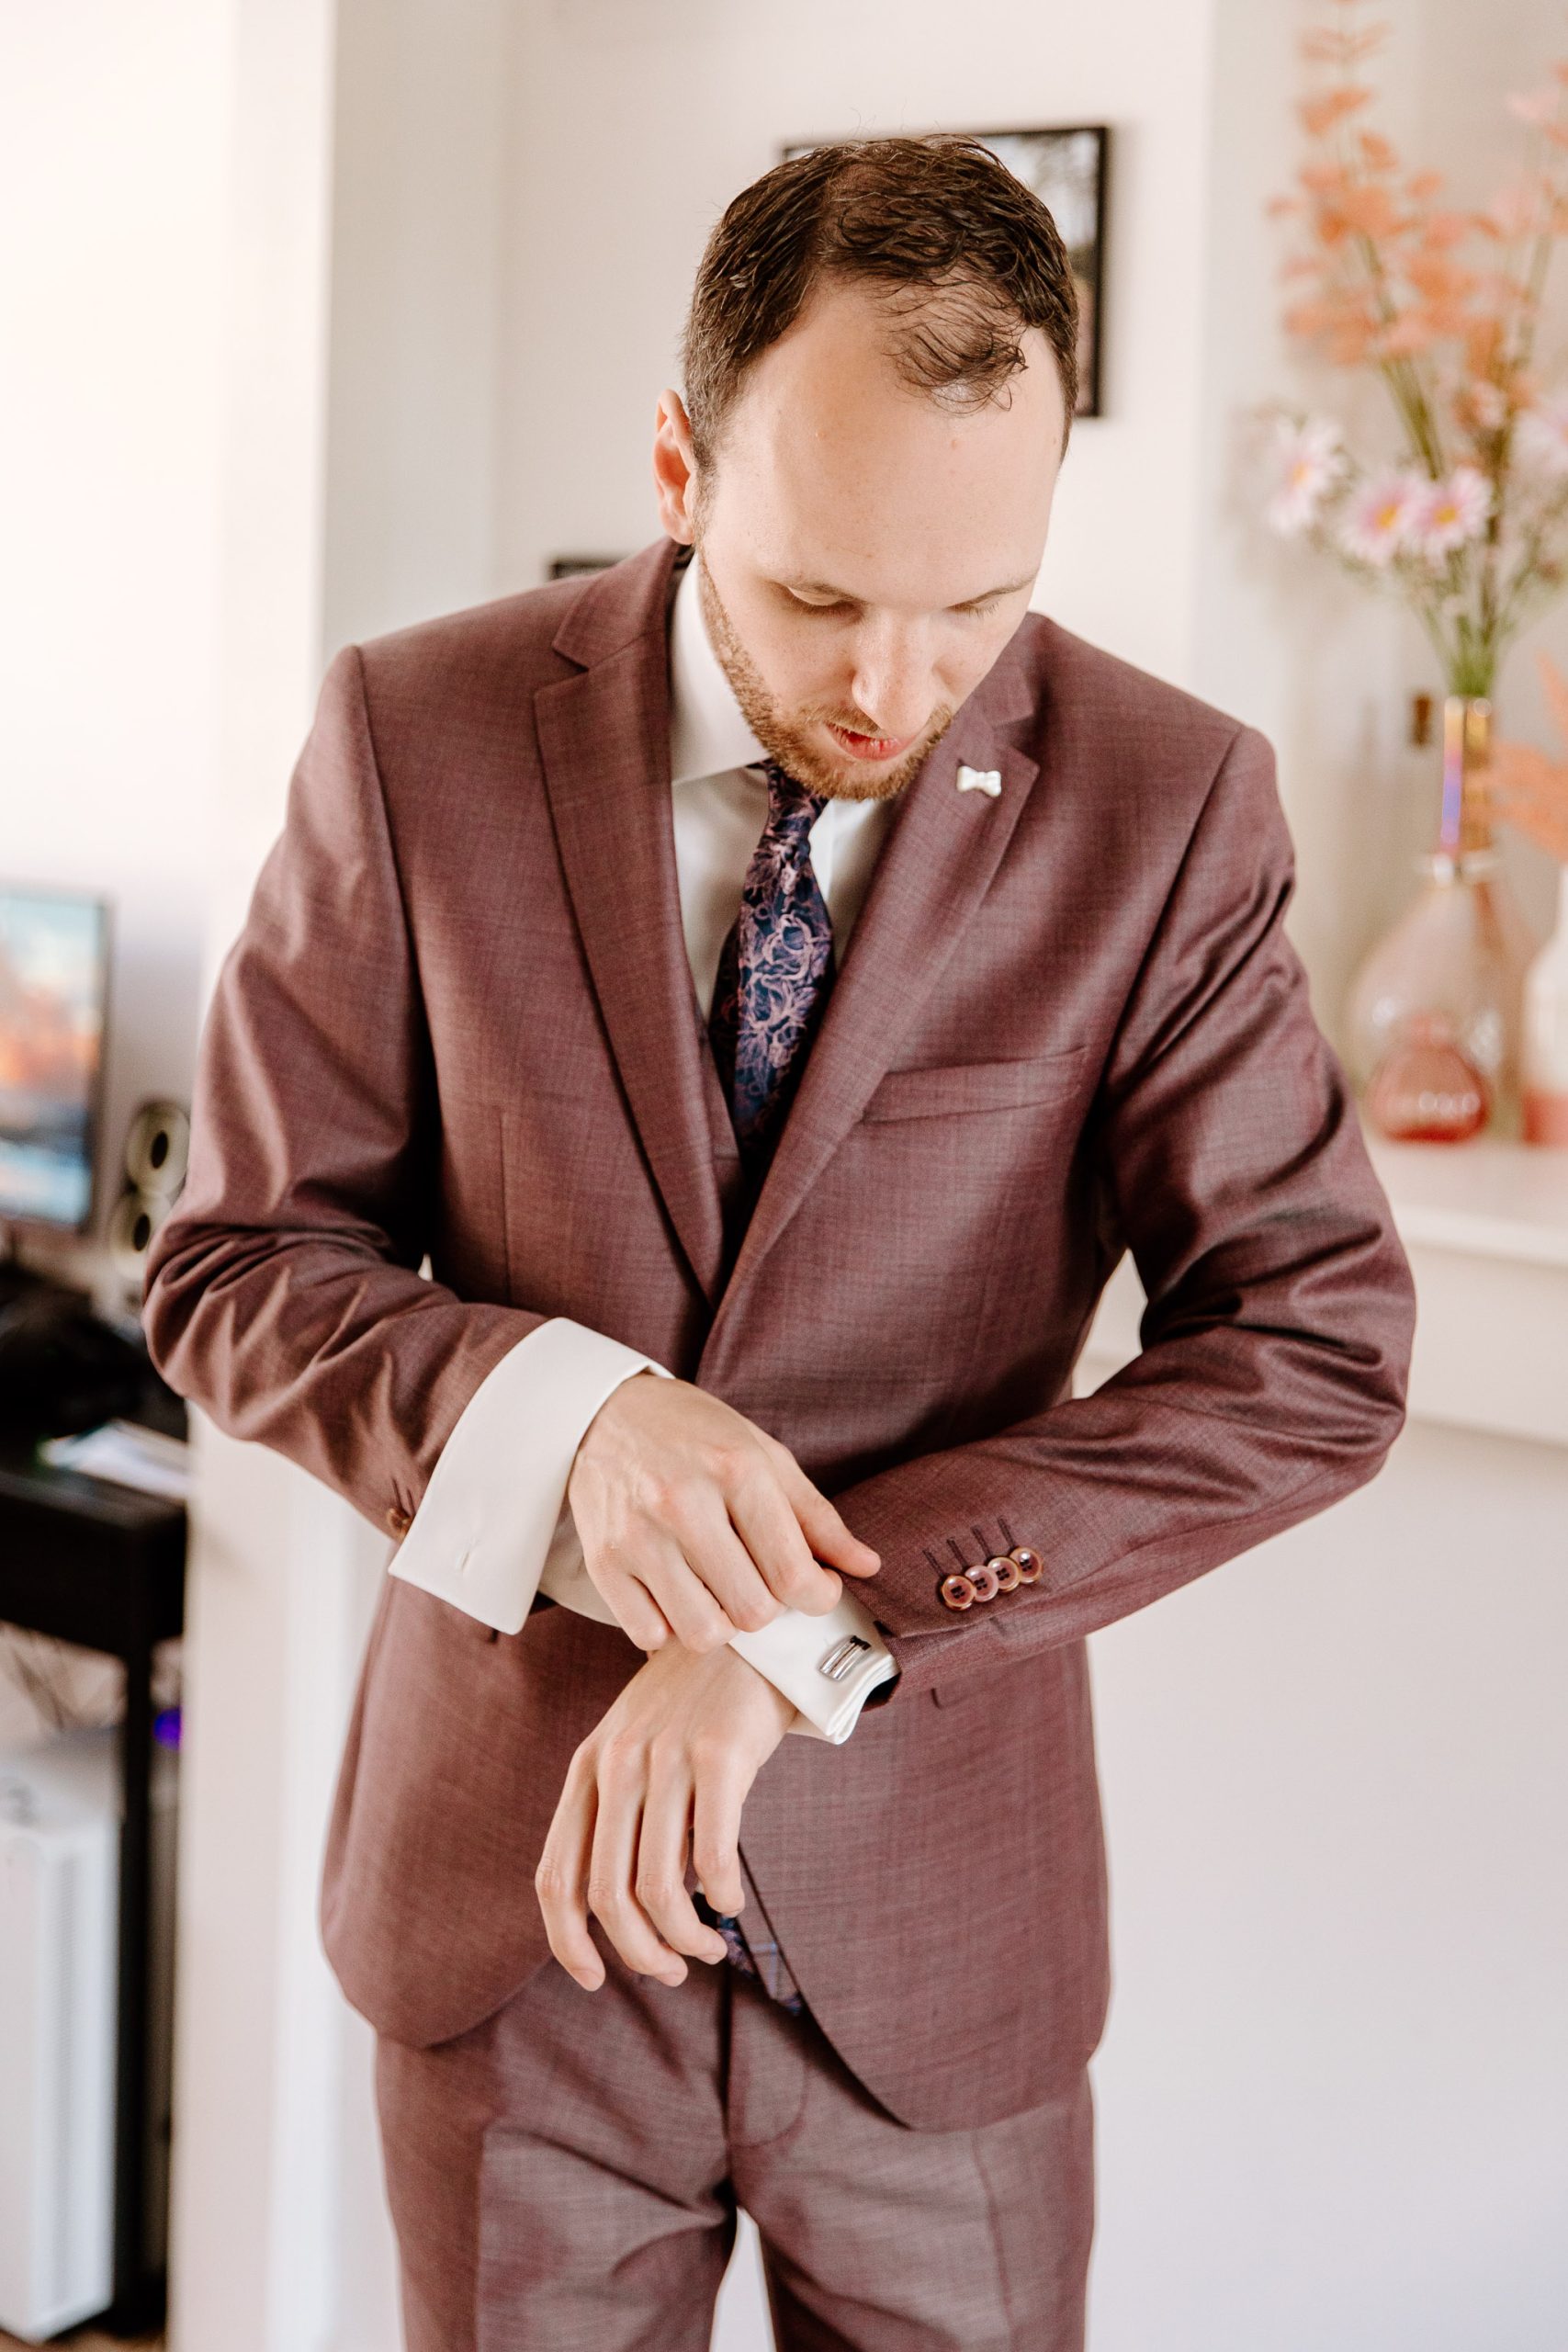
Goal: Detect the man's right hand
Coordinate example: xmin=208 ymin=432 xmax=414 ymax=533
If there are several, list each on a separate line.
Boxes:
xmin=565 ymin=1374 xmax=880 ymax=1654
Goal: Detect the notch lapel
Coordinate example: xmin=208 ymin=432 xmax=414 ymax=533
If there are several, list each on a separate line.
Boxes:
xmin=534 ymin=541 xmax=728 ymax=1306
xmin=704 ymin=646 xmax=1041 ymax=1349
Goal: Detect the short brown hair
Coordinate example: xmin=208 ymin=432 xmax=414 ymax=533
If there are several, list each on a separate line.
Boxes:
xmin=679 ymin=134 xmax=1079 ymax=492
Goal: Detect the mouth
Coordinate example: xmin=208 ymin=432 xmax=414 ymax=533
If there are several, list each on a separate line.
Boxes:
xmin=825 ymin=721 xmax=917 ymax=763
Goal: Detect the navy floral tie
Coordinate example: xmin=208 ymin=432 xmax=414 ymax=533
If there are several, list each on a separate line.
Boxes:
xmin=707 ymin=758 xmax=837 ymax=1184
xmin=699 ymin=754 xmax=833 ymax=2016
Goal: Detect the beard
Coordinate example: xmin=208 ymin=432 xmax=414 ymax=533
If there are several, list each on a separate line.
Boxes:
xmin=693 ymin=541 xmax=954 ymax=803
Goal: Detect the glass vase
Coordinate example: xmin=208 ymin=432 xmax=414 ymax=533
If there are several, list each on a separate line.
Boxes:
xmin=1347 ymin=695 xmax=1539 ymax=1141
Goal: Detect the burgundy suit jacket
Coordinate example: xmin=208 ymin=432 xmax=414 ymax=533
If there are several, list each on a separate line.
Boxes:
xmin=142 ymin=534 xmax=1416 ymax=2131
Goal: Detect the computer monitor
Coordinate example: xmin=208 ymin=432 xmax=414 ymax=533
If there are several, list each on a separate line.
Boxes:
xmin=0 ymin=887 xmax=112 ymax=1232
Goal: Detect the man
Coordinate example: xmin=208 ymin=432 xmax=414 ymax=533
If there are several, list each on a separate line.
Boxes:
xmin=143 ymin=134 xmax=1416 ymax=2350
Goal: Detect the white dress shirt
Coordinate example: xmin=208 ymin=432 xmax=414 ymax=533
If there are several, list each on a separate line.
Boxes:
xmin=389 ymin=548 xmax=899 ymax=1740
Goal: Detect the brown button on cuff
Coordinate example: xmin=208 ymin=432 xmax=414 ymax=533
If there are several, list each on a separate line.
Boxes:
xmin=385 ymin=1505 xmax=412 ymax=1536
xmin=1010 ymin=1545 xmax=1043 ymax=1584
xmin=967 ymin=1562 xmax=1000 ymax=1602
xmin=989 ymin=1554 xmax=1021 ymax=1592
xmin=940 ymin=1572 xmax=977 ymax=1611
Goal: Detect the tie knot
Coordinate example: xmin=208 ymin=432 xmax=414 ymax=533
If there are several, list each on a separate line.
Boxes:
xmin=755 ymin=758 xmax=828 ymax=848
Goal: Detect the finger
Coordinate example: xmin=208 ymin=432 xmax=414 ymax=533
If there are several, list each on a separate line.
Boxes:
xmin=644 ymin=1505 xmax=751 ymax=1656
xmin=582 ymin=1523 xmax=686 ymax=1656
xmin=535 ymin=1758 xmax=605 ymax=1991
xmin=591 ymin=1564 xmax=676 ymax=1653
xmin=586 ymin=1741 xmax=688 ymax=1984
xmin=770 ymin=1453 xmax=881 ymax=1579
xmin=690 ymin=1748 xmax=748 ymax=1920
xmin=674 ymin=1490 xmax=783 ymax=1634
xmin=634 ymin=1752 xmax=728 ymax=1964
xmin=729 ymin=1471 xmax=845 ymax=1616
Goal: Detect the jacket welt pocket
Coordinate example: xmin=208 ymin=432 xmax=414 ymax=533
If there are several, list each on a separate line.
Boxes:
xmin=861 ymin=1046 xmax=1089 ymax=1124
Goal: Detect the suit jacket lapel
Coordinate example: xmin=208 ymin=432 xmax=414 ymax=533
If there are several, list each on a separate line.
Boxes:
xmin=704 ymin=642 xmax=1040 ymax=1346
xmin=534 ymin=538 xmax=729 ymax=1306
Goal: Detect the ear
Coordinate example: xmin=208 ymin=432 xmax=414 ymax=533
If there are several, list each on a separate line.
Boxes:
xmin=651 ymin=389 xmax=699 ymax=541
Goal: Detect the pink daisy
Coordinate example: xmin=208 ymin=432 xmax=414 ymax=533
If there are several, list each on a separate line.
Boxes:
xmin=1265 ymin=414 xmax=1347 ymax=536
xmin=1337 ymin=471 xmax=1427 ymax=567
xmin=1407 ymin=466 xmax=1493 ymax=560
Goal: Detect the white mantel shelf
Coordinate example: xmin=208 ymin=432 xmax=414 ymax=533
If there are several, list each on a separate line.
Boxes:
xmin=1077 ymin=1124 xmax=1568 ymax=1456
xmin=1363 ymin=1126 xmax=1568 ymax=1454
xmin=1364 ymin=1133 xmax=1568 ymax=1272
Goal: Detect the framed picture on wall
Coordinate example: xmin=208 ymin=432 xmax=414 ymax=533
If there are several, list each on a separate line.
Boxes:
xmin=547 ymin=554 xmax=626 ymax=579
xmin=781 ymin=126 xmax=1110 ymax=418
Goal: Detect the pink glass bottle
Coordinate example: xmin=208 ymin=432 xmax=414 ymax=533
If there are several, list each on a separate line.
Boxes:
xmin=1365 ymin=1012 xmax=1488 ymax=1143
xmin=1347 ymin=696 xmax=1538 ymax=1140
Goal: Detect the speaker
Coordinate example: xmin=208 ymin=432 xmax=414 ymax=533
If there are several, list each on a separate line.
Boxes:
xmin=108 ymin=1102 xmax=189 ymax=1287
xmin=123 ymin=1102 xmax=189 ymax=1200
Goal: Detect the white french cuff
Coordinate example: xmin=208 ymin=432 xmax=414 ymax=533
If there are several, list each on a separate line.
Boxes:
xmin=540 ymin=1524 xmax=896 ymax=1743
xmin=387 ymin=1318 xmax=672 ymax=1634
xmin=728 ymin=1589 xmax=897 ymax=1744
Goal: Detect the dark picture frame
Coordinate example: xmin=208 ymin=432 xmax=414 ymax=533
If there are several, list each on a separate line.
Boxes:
xmin=781 ymin=126 xmax=1110 ymax=418
xmin=547 ymin=555 xmax=626 ymax=579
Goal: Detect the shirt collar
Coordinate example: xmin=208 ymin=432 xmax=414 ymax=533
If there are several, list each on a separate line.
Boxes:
xmin=668 ymin=544 xmax=771 ymax=789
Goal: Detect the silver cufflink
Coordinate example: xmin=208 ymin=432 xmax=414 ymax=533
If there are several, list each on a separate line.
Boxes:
xmin=818 ymin=1634 xmax=872 ymax=1682
xmin=956 ymin=764 xmax=1002 ymax=797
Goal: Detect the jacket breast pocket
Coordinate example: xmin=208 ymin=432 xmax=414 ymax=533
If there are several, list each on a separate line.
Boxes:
xmin=860 ymin=1045 xmax=1090 ymax=1124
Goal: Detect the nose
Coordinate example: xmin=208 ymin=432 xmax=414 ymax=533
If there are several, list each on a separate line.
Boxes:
xmin=845 ymin=622 xmax=935 ymax=745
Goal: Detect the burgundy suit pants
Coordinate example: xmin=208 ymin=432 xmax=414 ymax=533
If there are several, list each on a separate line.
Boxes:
xmin=374 ymin=1942 xmax=1095 ymax=2350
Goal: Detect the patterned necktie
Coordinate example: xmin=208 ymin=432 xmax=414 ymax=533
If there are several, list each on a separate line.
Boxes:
xmin=697 ymin=755 xmax=831 ymax=2015
xmin=706 ymin=757 xmax=837 ymax=1183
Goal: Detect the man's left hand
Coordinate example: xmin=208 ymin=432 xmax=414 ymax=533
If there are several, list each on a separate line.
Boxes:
xmin=535 ymin=1642 xmax=795 ymax=1991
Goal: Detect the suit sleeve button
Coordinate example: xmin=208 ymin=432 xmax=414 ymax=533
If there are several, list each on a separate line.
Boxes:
xmin=989 ymin=1554 xmax=1021 ymax=1592
xmin=968 ymin=1563 xmax=1000 ymax=1602
xmin=386 ymin=1505 xmax=412 ymax=1536
xmin=1010 ymin=1545 xmax=1042 ymax=1584
xmin=940 ymin=1573 xmax=977 ymax=1611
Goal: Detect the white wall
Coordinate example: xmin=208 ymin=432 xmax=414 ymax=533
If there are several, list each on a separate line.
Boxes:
xmin=1085 ymin=1404 xmax=1568 ymax=2349
xmin=0 ymin=0 xmax=230 ymax=1253
xmin=324 ymin=0 xmax=512 ymax=649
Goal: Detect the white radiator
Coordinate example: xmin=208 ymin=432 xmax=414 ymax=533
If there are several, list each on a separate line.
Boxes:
xmin=0 ymin=1729 xmax=122 ymax=2340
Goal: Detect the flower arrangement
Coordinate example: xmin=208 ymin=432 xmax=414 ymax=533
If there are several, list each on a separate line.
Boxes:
xmin=1259 ymin=0 xmax=1568 ymax=699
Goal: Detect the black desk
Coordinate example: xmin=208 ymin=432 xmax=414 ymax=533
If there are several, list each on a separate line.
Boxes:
xmin=0 ymin=1435 xmax=186 ymax=2336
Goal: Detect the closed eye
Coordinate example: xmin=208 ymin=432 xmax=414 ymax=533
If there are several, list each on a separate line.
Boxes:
xmin=783 ymin=589 xmax=1005 ymax=619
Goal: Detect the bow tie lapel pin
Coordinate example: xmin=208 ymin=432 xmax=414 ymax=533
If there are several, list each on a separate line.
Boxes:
xmin=956 ymin=764 xmax=1002 ymax=798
